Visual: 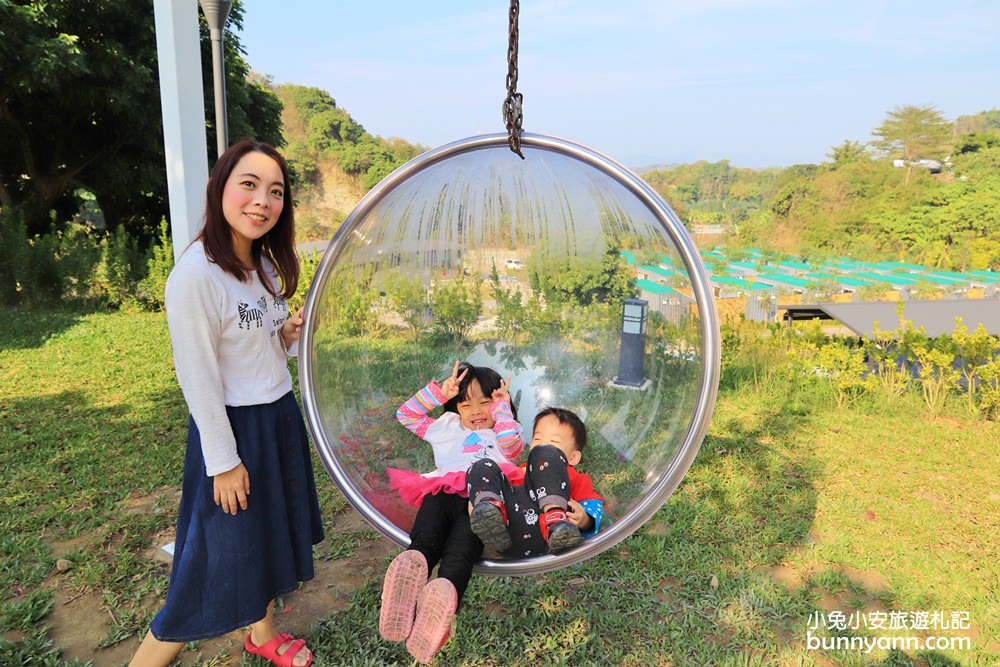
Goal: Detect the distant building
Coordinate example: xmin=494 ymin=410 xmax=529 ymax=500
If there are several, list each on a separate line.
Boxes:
xmin=780 ymin=299 xmax=1000 ymax=338
xmin=636 ymin=279 xmax=692 ymax=324
xmin=892 ymin=158 xmax=943 ymax=174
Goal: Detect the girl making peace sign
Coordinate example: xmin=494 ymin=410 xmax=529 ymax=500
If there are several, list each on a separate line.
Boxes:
xmin=380 ymin=361 xmax=523 ymax=664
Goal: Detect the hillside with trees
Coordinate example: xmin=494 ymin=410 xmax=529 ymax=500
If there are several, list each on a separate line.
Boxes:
xmin=643 ymin=106 xmax=1000 ymax=272
xmin=270 ymin=84 xmax=424 ymax=240
xmin=282 ymin=100 xmax=1000 ymax=273
xmin=1 ymin=0 xmax=997 ymax=306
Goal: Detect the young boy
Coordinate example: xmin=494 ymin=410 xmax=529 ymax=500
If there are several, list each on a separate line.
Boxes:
xmin=466 ymin=407 xmax=604 ymax=556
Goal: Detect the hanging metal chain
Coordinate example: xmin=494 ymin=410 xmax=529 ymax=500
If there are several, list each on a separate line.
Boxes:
xmin=502 ymin=0 xmax=525 ymax=158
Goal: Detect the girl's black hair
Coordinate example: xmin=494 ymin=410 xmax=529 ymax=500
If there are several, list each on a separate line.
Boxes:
xmin=533 ymin=407 xmax=588 ymax=452
xmin=442 ymin=362 xmax=517 ymax=420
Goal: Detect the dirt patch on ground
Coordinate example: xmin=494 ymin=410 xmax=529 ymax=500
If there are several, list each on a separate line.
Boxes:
xmin=41 ymin=507 xmax=399 ymax=666
xmin=756 ymin=562 xmax=892 ymax=614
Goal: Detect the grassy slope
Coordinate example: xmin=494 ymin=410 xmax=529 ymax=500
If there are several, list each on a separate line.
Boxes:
xmin=0 ymin=308 xmax=996 ymax=666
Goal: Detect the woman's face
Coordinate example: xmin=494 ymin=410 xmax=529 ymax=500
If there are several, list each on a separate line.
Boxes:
xmin=221 ymin=151 xmax=285 ymax=259
xmin=456 ymin=378 xmax=496 ymax=431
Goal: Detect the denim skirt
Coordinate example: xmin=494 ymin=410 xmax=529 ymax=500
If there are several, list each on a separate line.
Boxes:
xmin=150 ymin=392 xmax=325 ymax=642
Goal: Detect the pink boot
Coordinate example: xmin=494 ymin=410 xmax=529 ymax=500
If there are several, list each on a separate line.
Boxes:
xmin=406 ymin=578 xmax=458 ymax=664
xmin=379 ymin=550 xmax=428 ymax=642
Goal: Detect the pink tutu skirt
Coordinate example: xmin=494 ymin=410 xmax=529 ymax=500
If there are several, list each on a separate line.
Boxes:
xmin=387 ymin=464 xmax=523 ymax=508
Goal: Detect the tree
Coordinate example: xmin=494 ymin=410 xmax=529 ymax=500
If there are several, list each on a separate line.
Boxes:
xmin=385 ymin=270 xmax=430 ymax=340
xmin=953 ymin=132 xmax=1000 ymax=158
xmin=275 ymin=83 xmax=420 ymax=193
xmin=488 ymin=263 xmax=527 ymax=343
xmin=953 ymin=109 xmax=1000 ymax=136
xmin=871 ymin=104 xmax=952 ymax=184
xmin=0 ymin=0 xmax=283 ymax=244
xmin=430 ymin=274 xmax=483 ymax=341
xmin=826 ymin=140 xmax=871 ymax=168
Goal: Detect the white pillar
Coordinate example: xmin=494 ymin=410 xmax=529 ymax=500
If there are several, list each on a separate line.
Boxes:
xmin=154 ymin=0 xmax=209 ymax=262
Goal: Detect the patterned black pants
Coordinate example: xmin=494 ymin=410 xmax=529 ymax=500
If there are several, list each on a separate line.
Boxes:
xmin=466 ymin=445 xmax=570 ymax=558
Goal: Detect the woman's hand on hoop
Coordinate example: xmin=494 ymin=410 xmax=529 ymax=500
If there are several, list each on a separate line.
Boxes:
xmin=440 ymin=360 xmax=468 ymax=400
xmin=281 ymin=307 xmax=305 ymax=349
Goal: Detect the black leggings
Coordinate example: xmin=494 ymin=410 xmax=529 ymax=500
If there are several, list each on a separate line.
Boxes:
xmin=408 ymin=491 xmax=483 ymax=604
xmin=466 ymin=445 xmax=570 ymax=558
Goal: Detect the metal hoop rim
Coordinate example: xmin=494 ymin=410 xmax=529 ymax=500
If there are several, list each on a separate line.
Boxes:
xmin=299 ymin=132 xmax=720 ymax=575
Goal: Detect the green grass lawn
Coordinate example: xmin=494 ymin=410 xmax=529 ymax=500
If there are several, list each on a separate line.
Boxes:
xmin=1 ymin=307 xmax=996 ymax=666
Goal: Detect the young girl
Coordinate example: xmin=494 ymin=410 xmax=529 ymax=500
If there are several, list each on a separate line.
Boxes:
xmin=129 ymin=140 xmax=324 ymax=667
xmin=380 ymin=361 xmax=524 ymax=664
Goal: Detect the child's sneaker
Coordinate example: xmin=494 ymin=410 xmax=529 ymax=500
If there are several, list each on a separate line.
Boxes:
xmin=539 ymin=507 xmax=582 ymax=552
xmin=469 ymin=499 xmax=512 ymax=553
xmin=406 ymin=578 xmax=458 ymax=665
xmin=379 ymin=550 xmax=427 ymax=642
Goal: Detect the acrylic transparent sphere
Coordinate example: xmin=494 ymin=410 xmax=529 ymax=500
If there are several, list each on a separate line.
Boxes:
xmin=299 ymin=133 xmax=719 ymax=575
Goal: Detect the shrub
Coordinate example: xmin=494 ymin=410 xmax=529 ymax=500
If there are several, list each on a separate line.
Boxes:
xmin=317 ymin=264 xmax=384 ymax=338
xmin=291 ymin=246 xmax=323 ymax=313
xmin=719 ymin=318 xmax=787 ymax=393
xmin=21 ymin=233 xmax=63 ymax=305
xmin=951 ymin=318 xmax=997 ymax=415
xmin=0 ymin=215 xmax=29 ymax=305
xmin=864 ymin=319 xmax=911 ymax=399
xmin=136 ymin=219 xmax=174 ymax=311
xmin=385 ymin=269 xmax=431 ymax=340
xmin=489 ymin=265 xmax=529 ymax=343
xmin=815 ymin=342 xmax=877 ymax=408
xmin=979 ymin=357 xmax=1000 ymax=420
xmin=56 ymin=224 xmax=102 ymax=300
xmin=91 ymin=226 xmax=145 ymax=309
xmin=0 ymin=217 xmax=103 ymax=306
xmin=429 ymin=274 xmax=483 ymax=342
xmin=897 ymin=319 xmax=961 ymax=419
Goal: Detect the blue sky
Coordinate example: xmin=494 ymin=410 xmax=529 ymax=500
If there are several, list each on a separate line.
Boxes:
xmin=237 ymin=0 xmax=999 ymax=169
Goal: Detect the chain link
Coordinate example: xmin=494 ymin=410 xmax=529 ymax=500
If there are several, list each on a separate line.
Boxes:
xmin=502 ymin=0 xmax=525 ymax=158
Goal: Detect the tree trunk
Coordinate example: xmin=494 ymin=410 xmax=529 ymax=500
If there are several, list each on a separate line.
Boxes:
xmin=8 ymin=178 xmax=76 ymax=236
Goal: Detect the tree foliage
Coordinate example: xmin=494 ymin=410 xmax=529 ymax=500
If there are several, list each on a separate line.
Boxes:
xmin=275 ymin=83 xmax=423 ymax=193
xmin=870 ymin=104 xmax=953 ymax=165
xmin=643 ymin=160 xmax=783 ymax=227
xmin=826 ymin=140 xmax=871 ymax=167
xmin=0 ymin=0 xmax=283 ymax=244
xmin=531 ymin=245 xmax=636 ymax=310
xmin=644 ymin=107 xmax=1000 ymax=271
xmin=385 ymin=270 xmax=431 ymax=340
xmin=429 ymin=274 xmax=483 ymax=342
xmin=954 ymin=108 xmax=1000 ymax=136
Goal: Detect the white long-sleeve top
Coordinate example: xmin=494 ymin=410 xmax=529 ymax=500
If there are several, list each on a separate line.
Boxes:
xmin=165 ymin=241 xmax=296 ymax=476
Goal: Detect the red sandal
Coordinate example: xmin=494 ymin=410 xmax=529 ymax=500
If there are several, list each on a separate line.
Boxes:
xmin=245 ymin=632 xmax=313 ymax=667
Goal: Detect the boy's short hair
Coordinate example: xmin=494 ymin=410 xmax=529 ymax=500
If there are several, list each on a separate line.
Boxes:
xmin=533 ymin=407 xmax=587 ymax=452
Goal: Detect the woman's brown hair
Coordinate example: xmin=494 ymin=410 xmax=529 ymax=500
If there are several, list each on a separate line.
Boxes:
xmin=199 ymin=139 xmax=299 ymax=300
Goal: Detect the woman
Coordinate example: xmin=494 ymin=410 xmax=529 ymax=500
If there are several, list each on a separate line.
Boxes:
xmin=129 ymin=140 xmax=324 ymax=667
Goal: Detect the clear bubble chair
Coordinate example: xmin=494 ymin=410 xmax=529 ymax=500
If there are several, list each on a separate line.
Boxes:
xmin=299 ymin=132 xmax=720 ymax=575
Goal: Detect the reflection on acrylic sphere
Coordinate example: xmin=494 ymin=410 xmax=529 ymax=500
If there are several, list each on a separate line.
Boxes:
xmin=299 ymin=133 xmax=720 ymax=575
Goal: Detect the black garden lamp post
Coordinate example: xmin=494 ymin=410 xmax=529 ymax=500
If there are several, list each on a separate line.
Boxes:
xmin=614 ymin=298 xmax=649 ymax=388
